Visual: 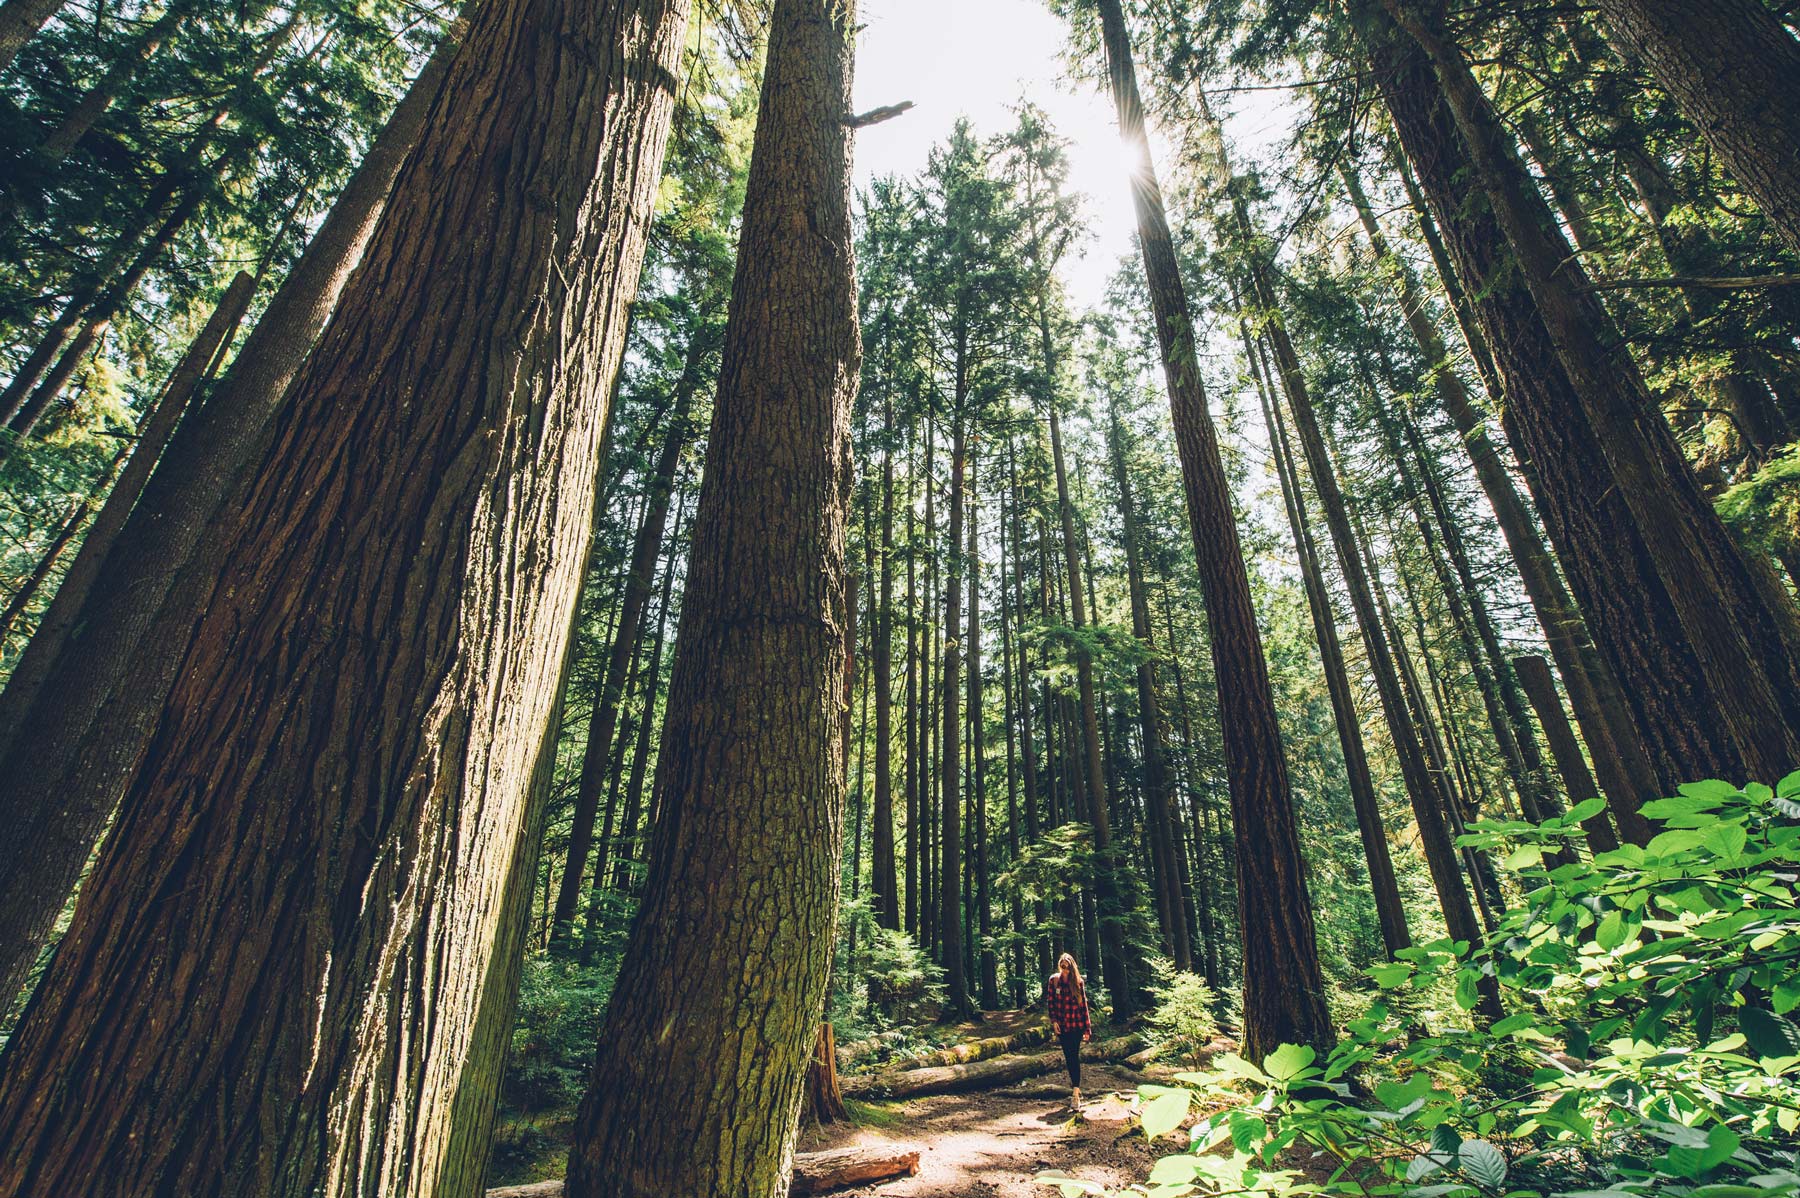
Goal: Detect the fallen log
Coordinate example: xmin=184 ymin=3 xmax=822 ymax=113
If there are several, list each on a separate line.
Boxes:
xmin=789 ymin=1145 xmax=921 ymax=1195
xmin=485 ymin=1145 xmax=921 ymax=1198
xmin=896 ymin=1022 xmax=1050 ymax=1069
xmin=844 ymin=1033 xmax=1144 ymax=1099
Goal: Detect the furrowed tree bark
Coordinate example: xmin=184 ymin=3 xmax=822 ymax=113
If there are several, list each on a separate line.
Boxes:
xmin=1093 ymin=0 xmax=1331 ymax=1059
xmin=564 ymin=2 xmax=859 ymax=1194
xmin=1590 ymin=0 xmax=1800 ymax=259
xmin=0 ymin=34 xmax=463 ymax=1009
xmin=1369 ymin=8 xmax=1800 ymax=800
xmin=1244 ymin=317 xmax=1410 ymax=960
xmin=0 ymin=0 xmax=687 ymax=1191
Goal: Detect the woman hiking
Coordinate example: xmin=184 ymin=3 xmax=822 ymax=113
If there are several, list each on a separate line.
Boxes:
xmin=1046 ymin=952 xmax=1092 ymax=1109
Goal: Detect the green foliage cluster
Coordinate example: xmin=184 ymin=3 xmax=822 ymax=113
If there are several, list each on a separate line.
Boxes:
xmin=1145 ymin=972 xmax=1225 ymax=1070
xmin=1066 ymin=777 xmax=1800 ymax=1198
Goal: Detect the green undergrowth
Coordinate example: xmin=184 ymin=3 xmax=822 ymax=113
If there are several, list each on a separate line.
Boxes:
xmin=1044 ymin=774 xmax=1800 ymax=1198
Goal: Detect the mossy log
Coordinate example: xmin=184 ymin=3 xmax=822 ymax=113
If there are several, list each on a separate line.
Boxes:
xmin=843 ymin=1033 xmax=1142 ymax=1099
xmin=485 ymin=1144 xmax=920 ymax=1198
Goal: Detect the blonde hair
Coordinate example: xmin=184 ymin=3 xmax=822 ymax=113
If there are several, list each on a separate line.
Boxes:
xmin=1054 ymin=953 xmax=1084 ymax=989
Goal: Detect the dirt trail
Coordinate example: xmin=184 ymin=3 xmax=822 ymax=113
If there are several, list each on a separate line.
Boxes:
xmin=801 ymin=1063 xmax=1162 ymax=1197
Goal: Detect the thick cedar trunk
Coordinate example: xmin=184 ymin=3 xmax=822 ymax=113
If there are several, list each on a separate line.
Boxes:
xmin=1093 ymin=0 xmax=1330 ymax=1058
xmin=1514 ymin=655 xmax=1621 ymax=853
xmin=1591 ymin=0 xmax=1800 ymax=259
xmin=1105 ymin=404 xmax=1195 ymax=971
xmin=565 ymin=3 xmax=858 ymax=1194
xmin=0 ymin=0 xmax=687 ymax=1192
xmin=939 ymin=415 xmax=972 ymax=1015
xmin=550 ymin=330 xmax=708 ymax=948
xmin=1375 ymin=0 xmax=1800 ymax=786
xmin=0 ymin=37 xmax=463 ymax=1001
xmin=1245 ymin=322 xmax=1410 ymax=959
xmin=1351 ymin=159 xmax=1657 ymax=843
xmin=873 ymin=392 xmax=899 ymax=930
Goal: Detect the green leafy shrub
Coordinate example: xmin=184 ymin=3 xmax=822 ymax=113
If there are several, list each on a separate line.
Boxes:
xmin=1146 ymin=972 xmax=1225 ymax=1069
xmin=503 ymin=956 xmax=615 ymax=1115
xmin=1064 ymin=775 xmax=1800 ymax=1198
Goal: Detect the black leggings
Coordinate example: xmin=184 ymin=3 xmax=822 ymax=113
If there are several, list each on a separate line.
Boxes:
xmin=1059 ymin=1030 xmax=1083 ymax=1087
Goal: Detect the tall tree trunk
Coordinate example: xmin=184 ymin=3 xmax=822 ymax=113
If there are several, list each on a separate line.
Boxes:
xmin=550 ymin=321 xmax=710 ymax=949
xmin=1349 ymin=156 xmax=1657 ymax=843
xmin=1251 ymin=291 xmax=1496 ymax=1015
xmin=1006 ymin=435 xmax=1051 ymax=978
xmin=1376 ymin=0 xmax=1800 ymax=784
xmin=967 ymin=455 xmax=999 ymax=1010
xmin=873 ymin=391 xmax=899 ymax=930
xmin=0 ymin=35 xmax=463 ymax=1008
xmin=0 ymin=0 xmax=687 ymax=1191
xmin=1092 ymin=0 xmax=1331 ymax=1058
xmin=1105 ymin=403 xmax=1195 ymax=971
xmin=1590 ymin=0 xmax=1800 ymax=259
xmin=565 ymin=2 xmax=858 ymax=1192
xmin=938 ymin=413 xmax=972 ymax=1015
xmin=1244 ymin=319 xmax=1410 ymax=960
xmin=37 ymin=0 xmax=199 ymax=162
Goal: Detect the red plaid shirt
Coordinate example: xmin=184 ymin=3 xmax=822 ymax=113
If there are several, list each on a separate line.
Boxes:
xmin=1046 ymin=974 xmax=1090 ymax=1035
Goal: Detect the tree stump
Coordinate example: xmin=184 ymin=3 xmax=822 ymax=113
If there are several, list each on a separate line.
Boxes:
xmin=805 ymin=1021 xmax=849 ymax=1124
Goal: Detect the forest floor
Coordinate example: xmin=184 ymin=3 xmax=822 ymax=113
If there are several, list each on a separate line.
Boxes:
xmin=801 ymin=1062 xmax=1163 ymax=1197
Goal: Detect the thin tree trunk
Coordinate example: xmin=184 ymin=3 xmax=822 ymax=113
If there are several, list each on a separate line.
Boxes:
xmin=873 ymin=390 xmax=899 ymax=930
xmin=968 ymin=455 xmax=999 ymax=1010
xmin=1105 ymin=402 xmax=1195 ymax=971
xmin=939 ymin=413 xmax=971 ymax=1016
xmin=565 ymin=2 xmax=858 ymax=1192
xmin=0 ymin=0 xmax=687 ymax=1190
xmin=550 ymin=322 xmax=710 ymax=949
xmin=1238 ymin=212 xmax=1494 ymax=1013
xmin=37 ymin=0 xmax=199 ymax=162
xmin=1244 ymin=319 xmax=1410 ymax=960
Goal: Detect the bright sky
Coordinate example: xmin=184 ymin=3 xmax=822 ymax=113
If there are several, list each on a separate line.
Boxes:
xmin=850 ymin=0 xmax=1136 ymax=311
xmin=849 ymin=0 xmax=1299 ymax=315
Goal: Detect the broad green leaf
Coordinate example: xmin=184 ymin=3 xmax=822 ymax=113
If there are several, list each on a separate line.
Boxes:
xmin=1263 ymin=1043 xmax=1316 ymax=1081
xmin=1459 ymin=1139 xmax=1507 ymax=1189
xmin=1376 ymin=1072 xmax=1434 ymax=1113
xmin=1140 ymin=1088 xmax=1191 ymax=1141
xmin=1703 ymin=823 xmax=1748 ymax=860
xmin=1739 ymin=1008 xmax=1800 ymax=1060
xmin=1454 ymin=969 xmax=1480 ymax=1011
xmin=1370 ymin=963 xmax=1413 ymax=988
xmin=1503 ymin=845 xmax=1543 ymax=870
xmin=1699 ymin=1124 xmax=1741 ymax=1171
xmin=1677 ymin=779 xmax=1737 ymax=802
xmin=1431 ymin=1124 xmax=1463 ymax=1154
xmin=1565 ymin=797 xmax=1607 ymax=823
xmin=1406 ymin=1152 xmax=1453 ymax=1182
xmin=1775 ymin=769 xmax=1800 ymax=799
xmin=1148 ymin=1154 xmax=1202 ymax=1186
xmin=1595 ymin=911 xmax=1628 ymax=951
